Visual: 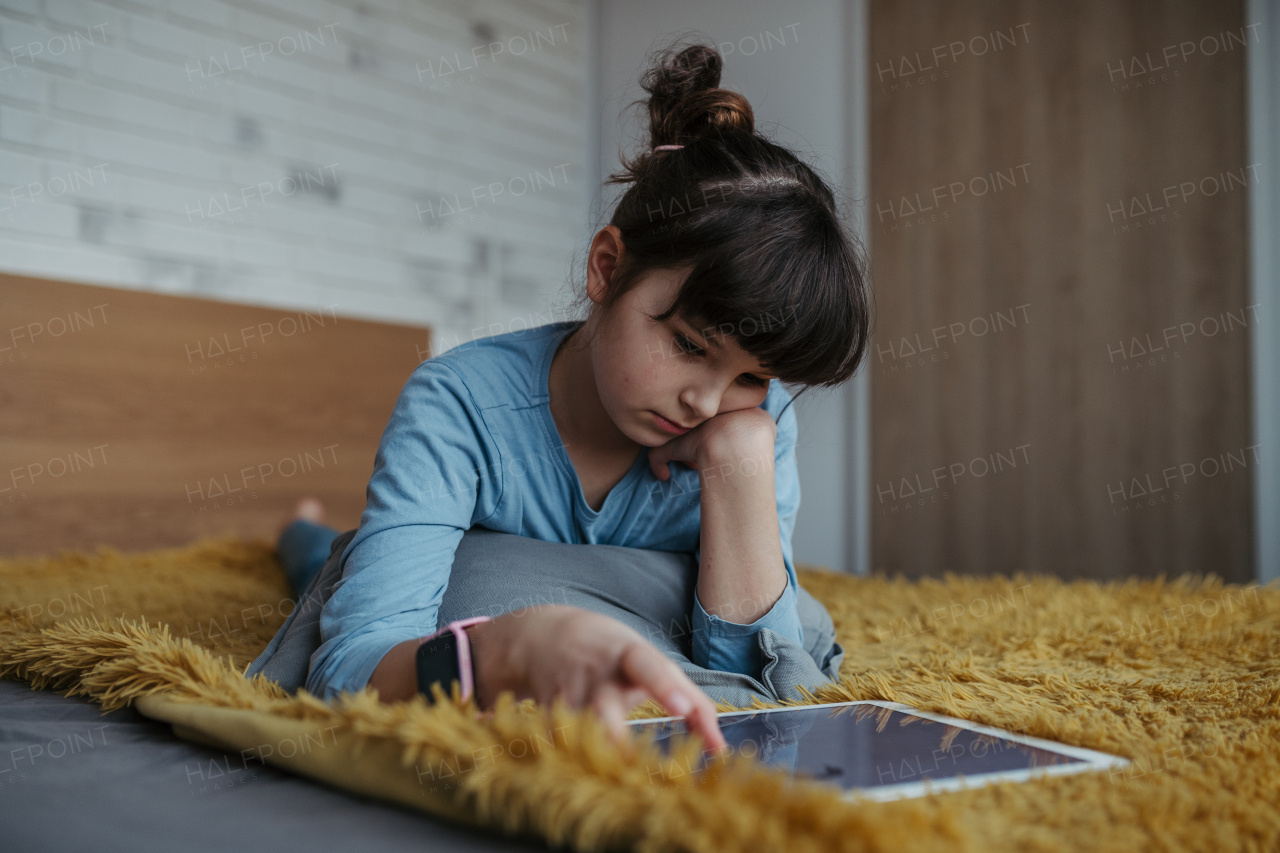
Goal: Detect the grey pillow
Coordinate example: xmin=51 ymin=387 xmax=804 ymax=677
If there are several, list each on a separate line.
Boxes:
xmin=246 ymin=528 xmax=844 ymax=707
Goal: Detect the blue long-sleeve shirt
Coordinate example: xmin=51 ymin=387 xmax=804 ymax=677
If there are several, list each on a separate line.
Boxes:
xmin=308 ymin=320 xmax=804 ymax=700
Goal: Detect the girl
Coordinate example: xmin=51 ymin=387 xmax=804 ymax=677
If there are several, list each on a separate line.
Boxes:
xmin=273 ymin=42 xmax=869 ymax=747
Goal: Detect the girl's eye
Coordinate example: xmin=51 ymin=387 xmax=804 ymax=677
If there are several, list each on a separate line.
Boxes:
xmin=739 ymin=373 xmax=768 ymax=388
xmin=673 ymin=334 xmax=705 ymax=358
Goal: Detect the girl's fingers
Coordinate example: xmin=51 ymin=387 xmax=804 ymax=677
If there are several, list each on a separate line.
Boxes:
xmin=648 ymin=450 xmax=671 ymax=481
xmin=619 ymin=643 xmax=727 ymax=751
xmin=592 ymin=682 xmax=633 ymax=749
xmin=684 ymin=690 xmax=727 ymax=752
xmin=618 ymin=685 xmax=650 ymax=710
xmin=648 ymin=431 xmax=699 ymax=481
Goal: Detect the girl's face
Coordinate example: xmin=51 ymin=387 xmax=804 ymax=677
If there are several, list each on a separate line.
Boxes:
xmin=587 ymin=264 xmax=777 ymax=448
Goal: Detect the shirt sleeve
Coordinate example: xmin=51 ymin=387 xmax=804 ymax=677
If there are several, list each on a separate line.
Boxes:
xmin=306 ymin=359 xmax=504 ymax=700
xmin=690 ymin=386 xmax=804 ymax=678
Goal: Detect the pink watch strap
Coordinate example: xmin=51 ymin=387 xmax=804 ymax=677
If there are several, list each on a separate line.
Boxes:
xmin=420 ymin=616 xmax=491 ymax=701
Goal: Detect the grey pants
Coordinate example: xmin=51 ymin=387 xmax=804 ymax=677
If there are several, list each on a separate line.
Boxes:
xmin=246 ymin=528 xmax=845 ymax=708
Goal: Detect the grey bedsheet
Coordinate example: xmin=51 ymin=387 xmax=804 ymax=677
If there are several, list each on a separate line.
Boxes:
xmin=0 ymin=679 xmax=545 ymax=852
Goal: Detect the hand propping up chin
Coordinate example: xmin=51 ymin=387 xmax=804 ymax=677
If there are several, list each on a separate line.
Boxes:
xmin=647 ymin=407 xmax=777 ymax=483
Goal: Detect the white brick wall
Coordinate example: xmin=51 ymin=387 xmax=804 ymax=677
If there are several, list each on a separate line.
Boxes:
xmin=0 ymin=0 xmax=589 ymax=346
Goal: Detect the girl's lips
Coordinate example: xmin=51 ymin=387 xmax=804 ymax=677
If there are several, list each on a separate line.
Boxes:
xmin=652 ymin=412 xmax=690 ymax=435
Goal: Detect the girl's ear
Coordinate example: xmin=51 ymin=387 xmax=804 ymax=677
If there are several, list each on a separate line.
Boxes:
xmin=586 ymin=226 xmax=624 ymax=305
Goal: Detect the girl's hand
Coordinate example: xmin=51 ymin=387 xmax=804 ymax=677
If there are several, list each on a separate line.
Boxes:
xmin=647 ymin=407 xmax=777 ymax=483
xmin=467 ymin=605 xmax=727 ymax=751
xmin=645 ymin=405 xmax=787 ymax=627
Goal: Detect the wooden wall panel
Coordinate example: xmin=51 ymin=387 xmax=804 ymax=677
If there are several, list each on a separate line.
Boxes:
xmin=0 ymin=275 xmax=430 ymax=556
xmin=869 ymin=1 xmax=1253 ymax=581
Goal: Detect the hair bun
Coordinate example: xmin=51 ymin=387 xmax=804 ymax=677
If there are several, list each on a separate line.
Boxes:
xmin=641 ymin=43 xmax=754 ymax=148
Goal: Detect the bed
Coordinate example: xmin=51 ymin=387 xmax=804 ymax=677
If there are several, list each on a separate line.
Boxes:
xmin=2 ymin=273 xmax=1276 ymax=852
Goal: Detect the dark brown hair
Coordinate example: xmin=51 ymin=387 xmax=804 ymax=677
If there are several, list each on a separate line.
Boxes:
xmin=599 ymin=41 xmax=870 ymax=389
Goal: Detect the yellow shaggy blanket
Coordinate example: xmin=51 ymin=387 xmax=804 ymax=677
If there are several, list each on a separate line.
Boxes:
xmin=1 ymin=537 xmax=1277 ymax=852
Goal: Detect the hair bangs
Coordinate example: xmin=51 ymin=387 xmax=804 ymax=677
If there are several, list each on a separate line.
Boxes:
xmin=649 ymin=209 xmax=866 ymax=387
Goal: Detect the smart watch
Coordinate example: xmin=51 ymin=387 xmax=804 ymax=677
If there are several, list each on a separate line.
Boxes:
xmin=415 ymin=616 xmax=491 ymax=702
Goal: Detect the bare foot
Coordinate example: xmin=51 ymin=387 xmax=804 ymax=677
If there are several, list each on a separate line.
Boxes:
xmin=277 ymin=497 xmax=326 ymax=537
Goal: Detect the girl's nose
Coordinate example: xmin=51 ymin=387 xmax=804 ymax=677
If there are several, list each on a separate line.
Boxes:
xmin=679 ymin=383 xmax=720 ymax=422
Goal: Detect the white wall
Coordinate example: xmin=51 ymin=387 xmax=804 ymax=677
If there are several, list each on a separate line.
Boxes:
xmin=595 ymin=0 xmax=865 ymax=572
xmin=0 ymin=0 xmax=588 ymax=347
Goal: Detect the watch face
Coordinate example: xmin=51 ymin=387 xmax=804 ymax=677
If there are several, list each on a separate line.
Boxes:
xmin=416 ymin=632 xmax=462 ymax=701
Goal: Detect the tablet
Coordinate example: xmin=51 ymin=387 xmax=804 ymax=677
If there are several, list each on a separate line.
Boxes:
xmin=627 ymin=700 xmax=1129 ymax=801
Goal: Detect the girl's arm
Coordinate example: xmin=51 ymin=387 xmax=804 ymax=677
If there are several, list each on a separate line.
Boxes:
xmin=369 ymin=604 xmax=728 ymax=750
xmin=307 ymin=359 xmax=501 ymax=701
xmin=647 ymin=393 xmax=805 ymax=677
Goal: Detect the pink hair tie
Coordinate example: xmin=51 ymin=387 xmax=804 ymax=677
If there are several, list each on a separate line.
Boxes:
xmin=653 ymin=144 xmax=684 ymax=151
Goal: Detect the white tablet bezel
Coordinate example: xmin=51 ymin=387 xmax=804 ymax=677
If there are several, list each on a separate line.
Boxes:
xmin=627 ymin=699 xmax=1130 ymax=801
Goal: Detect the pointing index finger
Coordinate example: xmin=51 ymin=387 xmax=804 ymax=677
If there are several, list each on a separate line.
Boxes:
xmin=620 ymin=643 xmax=727 ymax=751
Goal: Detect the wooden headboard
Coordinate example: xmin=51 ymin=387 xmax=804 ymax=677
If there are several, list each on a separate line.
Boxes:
xmin=0 ymin=273 xmax=430 ymax=557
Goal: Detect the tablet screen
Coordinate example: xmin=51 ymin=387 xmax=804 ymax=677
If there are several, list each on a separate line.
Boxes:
xmin=627 ymin=700 xmax=1126 ymax=800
